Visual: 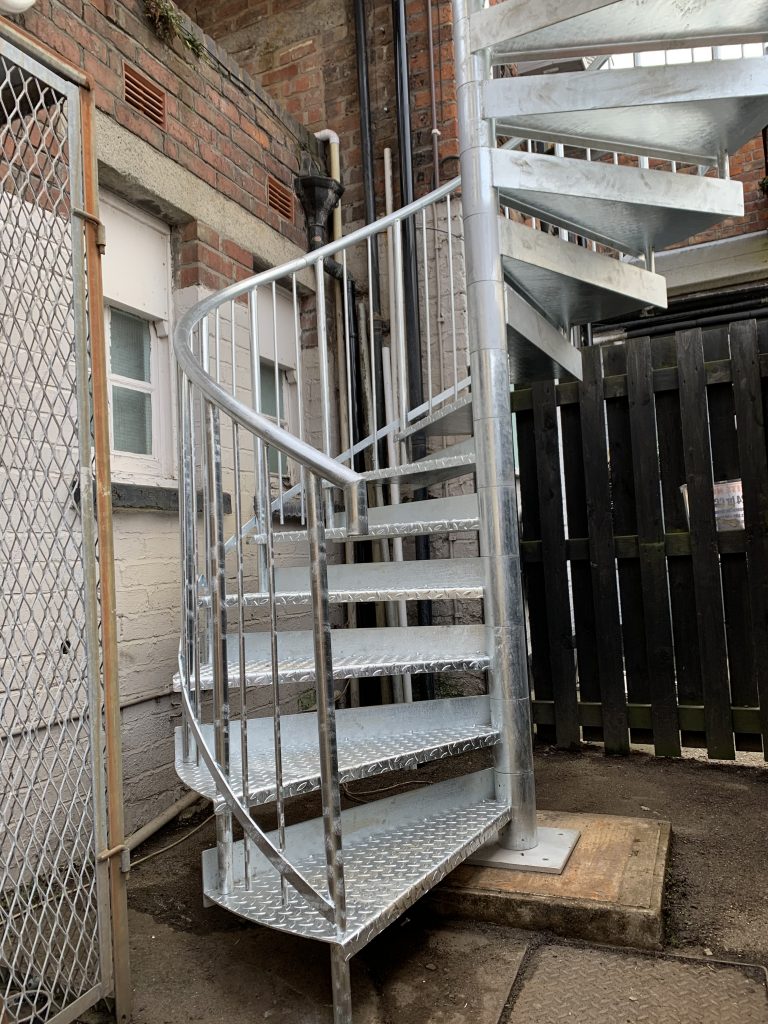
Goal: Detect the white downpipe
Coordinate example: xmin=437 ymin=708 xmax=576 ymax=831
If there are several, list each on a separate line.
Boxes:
xmin=384 ymin=147 xmax=413 ymax=704
xmin=0 ymin=1 xmax=38 ymax=11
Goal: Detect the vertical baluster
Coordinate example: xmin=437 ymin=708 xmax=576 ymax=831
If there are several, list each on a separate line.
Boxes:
xmin=392 ymin=218 xmax=408 ymax=431
xmin=215 ymin=307 xmax=221 ymax=383
xmin=342 ymin=250 xmax=354 ymax=462
xmin=262 ymin=447 xmax=287 ymax=905
xmin=315 ymin=259 xmax=334 ymax=522
xmin=421 ymin=207 xmax=433 ymax=412
xmin=229 ymin=299 xmax=251 ymax=890
xmin=178 ymin=362 xmax=192 ymax=762
xmin=367 ymin=237 xmax=379 ymax=472
xmin=272 ymin=281 xmax=285 ymax=524
xmin=445 ymin=193 xmax=459 ymax=398
xmin=205 ymin=398 xmax=233 ymax=896
xmin=189 ymin=373 xmax=202 ymax=766
xmin=201 ymin=315 xmax=213 ymax=676
xmin=248 ymin=289 xmax=268 ymax=591
xmin=307 ymin=473 xmax=346 ymax=931
xmin=292 ymin=274 xmax=307 ymax=523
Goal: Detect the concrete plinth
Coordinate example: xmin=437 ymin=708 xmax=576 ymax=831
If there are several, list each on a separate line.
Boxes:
xmin=431 ymin=810 xmax=671 ymax=950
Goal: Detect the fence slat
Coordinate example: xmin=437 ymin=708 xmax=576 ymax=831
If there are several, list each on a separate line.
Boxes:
xmin=676 ymin=328 xmax=735 ymax=759
xmin=580 ymin=345 xmax=629 ymax=753
xmin=516 ymin=402 xmax=555 ymax=744
xmin=626 ymin=337 xmax=681 ymax=757
xmin=560 ymin=401 xmax=602 ymax=742
xmin=532 ymin=380 xmax=579 ymax=749
xmin=730 ymin=319 xmax=768 ymax=756
xmin=604 ymin=344 xmax=650 ymax=744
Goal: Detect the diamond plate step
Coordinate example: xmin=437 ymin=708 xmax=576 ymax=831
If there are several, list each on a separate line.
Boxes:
xmin=472 ymin=0 xmax=768 ymax=64
xmin=201 ymin=768 xmax=509 ymax=956
xmin=485 ymin=58 xmax=768 ymax=166
xmin=363 ymin=441 xmax=476 ymax=486
xmin=492 ymin=147 xmax=744 ymax=258
xmin=499 ymin=217 xmax=667 ymax=330
xmin=251 ymin=493 xmax=480 ymax=546
xmin=219 ymin=557 xmax=485 ymax=608
xmin=173 ymin=623 xmax=489 ymax=692
xmin=176 ymin=693 xmax=496 ymax=804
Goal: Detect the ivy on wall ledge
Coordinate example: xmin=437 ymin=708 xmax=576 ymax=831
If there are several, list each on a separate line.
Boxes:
xmin=143 ymin=0 xmax=208 ymax=62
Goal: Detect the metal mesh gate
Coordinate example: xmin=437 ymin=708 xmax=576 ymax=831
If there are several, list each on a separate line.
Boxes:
xmin=0 ymin=35 xmax=113 ymax=1024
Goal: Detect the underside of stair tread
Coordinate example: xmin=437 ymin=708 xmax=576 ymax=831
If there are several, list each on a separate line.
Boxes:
xmin=492 ymin=147 xmax=744 ymax=258
xmin=252 ymin=493 xmax=480 ymax=546
xmin=201 ymin=768 xmax=509 ymax=955
xmin=485 ymin=58 xmax=768 ymax=165
xmin=173 ymin=623 xmax=489 ymax=692
xmin=499 ymin=217 xmax=667 ymax=329
xmin=506 ymin=289 xmax=583 ymax=382
xmin=222 ymin=557 xmax=485 ymax=607
xmin=397 ymin=399 xmax=476 ymax=441
xmin=176 ymin=693 xmax=497 ymax=805
xmin=472 ymin=0 xmax=768 ymax=64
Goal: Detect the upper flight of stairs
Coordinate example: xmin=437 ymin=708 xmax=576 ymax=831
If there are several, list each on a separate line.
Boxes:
xmin=174 ymin=3 xmax=768 ymax=1021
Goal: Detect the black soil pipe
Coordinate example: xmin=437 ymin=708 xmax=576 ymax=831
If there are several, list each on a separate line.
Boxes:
xmin=621 ymin=306 xmax=768 ymax=339
xmin=393 ymin=0 xmax=434 ymax=700
xmin=354 ymin=0 xmax=387 ymax=470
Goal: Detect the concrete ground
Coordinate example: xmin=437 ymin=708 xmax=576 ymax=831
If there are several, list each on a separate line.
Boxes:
xmin=112 ymin=746 xmax=768 ymax=1023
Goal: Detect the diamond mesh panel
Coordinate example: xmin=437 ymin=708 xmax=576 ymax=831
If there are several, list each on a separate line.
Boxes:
xmin=0 ymin=52 xmax=104 ymax=1022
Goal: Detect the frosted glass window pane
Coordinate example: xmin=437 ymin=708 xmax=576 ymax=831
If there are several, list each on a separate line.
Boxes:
xmin=113 ymin=385 xmax=152 ymax=455
xmin=111 ymin=309 xmax=150 ymax=382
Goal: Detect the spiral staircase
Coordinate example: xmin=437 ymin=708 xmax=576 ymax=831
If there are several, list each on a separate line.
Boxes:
xmin=172 ymin=3 xmax=768 ymax=1021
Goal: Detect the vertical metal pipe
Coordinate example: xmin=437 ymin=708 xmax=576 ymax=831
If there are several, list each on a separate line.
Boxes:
xmin=453 ymin=0 xmax=537 ymax=850
xmin=80 ymin=85 xmax=131 ymax=1021
xmin=307 ymin=475 xmax=346 ymax=932
xmin=272 ymin=282 xmax=285 ymax=523
xmin=330 ymin=946 xmax=353 ymax=1024
xmin=205 ymin=401 xmax=234 ymax=890
xmin=315 ymin=260 xmax=333 ymax=461
xmin=248 ymin=289 xmax=269 ymax=587
xmin=354 ymin=0 xmax=386 ymax=461
xmin=262 ymin=449 xmax=287 ymax=904
xmin=292 ymin=275 xmax=307 ymax=524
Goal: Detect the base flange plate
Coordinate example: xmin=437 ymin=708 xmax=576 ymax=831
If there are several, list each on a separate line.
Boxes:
xmin=468 ymin=826 xmax=580 ymax=875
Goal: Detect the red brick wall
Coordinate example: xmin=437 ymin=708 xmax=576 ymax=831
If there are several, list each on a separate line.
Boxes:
xmin=6 ymin=0 xmax=314 ymax=284
xmin=175 ymin=0 xmax=768 ymax=248
xmin=177 ymin=0 xmax=459 ymax=230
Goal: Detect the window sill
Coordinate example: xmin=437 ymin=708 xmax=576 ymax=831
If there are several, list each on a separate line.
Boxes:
xmin=111 ymin=481 xmax=232 ymax=515
xmin=72 ymin=477 xmax=231 ymax=515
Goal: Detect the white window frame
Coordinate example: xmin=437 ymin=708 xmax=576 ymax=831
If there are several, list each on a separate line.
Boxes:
xmin=106 ymin=305 xmax=175 ymax=484
xmin=101 ymin=192 xmax=176 ymax=487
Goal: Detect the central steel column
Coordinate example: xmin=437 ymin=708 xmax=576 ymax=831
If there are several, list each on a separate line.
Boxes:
xmin=453 ymin=0 xmax=537 ymax=850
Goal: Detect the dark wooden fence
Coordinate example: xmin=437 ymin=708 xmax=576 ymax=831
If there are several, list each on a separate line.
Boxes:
xmin=516 ymin=319 xmax=768 ymax=759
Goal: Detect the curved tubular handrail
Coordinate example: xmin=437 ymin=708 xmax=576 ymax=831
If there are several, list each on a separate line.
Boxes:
xmin=174 ymin=316 xmax=360 ymax=492
xmin=173 ymin=176 xmax=461 ymax=342
xmin=177 ymin=659 xmax=337 ymax=922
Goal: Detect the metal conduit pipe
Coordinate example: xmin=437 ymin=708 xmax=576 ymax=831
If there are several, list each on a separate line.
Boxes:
xmin=393 ymin=0 xmax=434 ymax=700
xmin=614 ymin=306 xmax=768 ymax=340
xmin=125 ymin=791 xmax=204 ymax=853
xmin=353 ymin=0 xmax=387 ymax=471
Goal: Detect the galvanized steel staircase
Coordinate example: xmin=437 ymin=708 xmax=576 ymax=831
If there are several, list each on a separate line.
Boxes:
xmin=172 ymin=4 xmax=768 ymax=1021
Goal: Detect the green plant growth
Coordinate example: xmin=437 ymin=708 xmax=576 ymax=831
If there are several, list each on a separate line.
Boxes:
xmin=758 ymin=175 xmax=768 ymax=198
xmin=143 ymin=0 xmax=207 ymax=61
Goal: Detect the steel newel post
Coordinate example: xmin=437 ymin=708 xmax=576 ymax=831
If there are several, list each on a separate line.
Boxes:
xmin=205 ymin=402 xmax=234 ymax=893
xmin=80 ymin=84 xmax=133 ymax=1020
xmin=453 ymin=0 xmax=537 ymax=850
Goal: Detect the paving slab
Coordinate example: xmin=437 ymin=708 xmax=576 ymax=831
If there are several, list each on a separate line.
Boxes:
xmin=432 ymin=810 xmax=670 ymax=949
xmin=504 ymin=945 xmax=768 ymax=1024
